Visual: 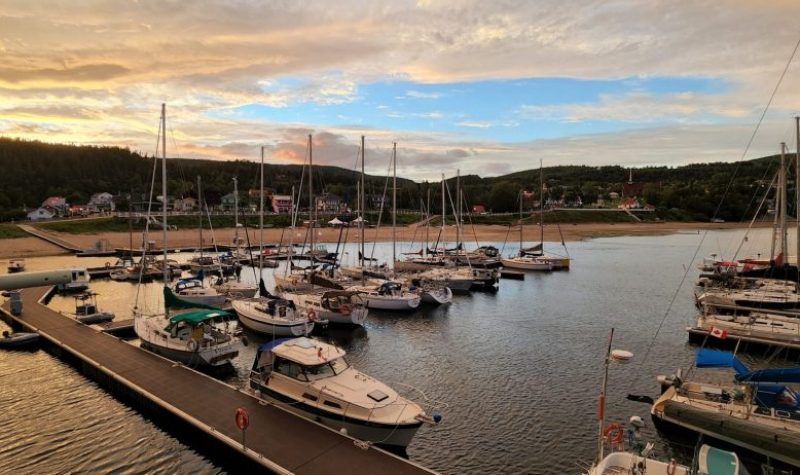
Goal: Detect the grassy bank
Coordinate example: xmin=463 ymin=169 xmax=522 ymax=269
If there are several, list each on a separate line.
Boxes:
xmin=0 ymin=223 xmax=28 ymax=239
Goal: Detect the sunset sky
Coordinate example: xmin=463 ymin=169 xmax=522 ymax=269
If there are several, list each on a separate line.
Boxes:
xmin=2 ymin=1 xmax=800 ymax=180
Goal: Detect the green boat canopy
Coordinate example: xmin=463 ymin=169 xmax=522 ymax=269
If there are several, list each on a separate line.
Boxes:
xmin=169 ymin=310 xmax=229 ymax=325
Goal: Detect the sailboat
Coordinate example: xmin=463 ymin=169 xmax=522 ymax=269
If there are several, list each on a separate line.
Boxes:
xmin=277 ymin=135 xmax=370 ymax=326
xmin=231 ymin=147 xmax=316 ymax=337
xmin=525 ymin=161 xmax=570 ymax=270
xmin=134 ymin=104 xmax=243 ymax=367
xmin=213 ymin=176 xmax=258 ymax=298
xmin=501 ymin=189 xmax=553 ymax=271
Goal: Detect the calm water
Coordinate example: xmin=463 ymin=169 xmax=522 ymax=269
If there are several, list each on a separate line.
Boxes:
xmin=0 ymin=229 xmax=794 ymax=474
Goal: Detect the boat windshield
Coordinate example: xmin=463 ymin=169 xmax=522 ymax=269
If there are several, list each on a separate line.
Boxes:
xmin=304 ymin=357 xmax=349 ymax=381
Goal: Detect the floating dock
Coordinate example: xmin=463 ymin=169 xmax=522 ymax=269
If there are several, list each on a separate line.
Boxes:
xmin=17 ymin=224 xmax=84 ymax=253
xmin=0 ymin=287 xmax=436 ymax=475
xmin=500 ymin=270 xmax=525 ymax=280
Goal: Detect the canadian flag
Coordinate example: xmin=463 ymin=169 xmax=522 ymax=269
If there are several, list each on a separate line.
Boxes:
xmin=710 ymin=327 xmax=728 ymax=339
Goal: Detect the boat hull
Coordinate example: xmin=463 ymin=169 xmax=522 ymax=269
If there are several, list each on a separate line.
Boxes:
xmin=252 ymin=384 xmax=422 ymax=448
xmin=232 ymin=301 xmax=313 ymax=337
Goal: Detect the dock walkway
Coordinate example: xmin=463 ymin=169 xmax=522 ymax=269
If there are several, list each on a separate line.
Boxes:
xmin=1 ymin=287 xmax=435 ymax=475
xmin=17 ymin=224 xmax=84 ymax=252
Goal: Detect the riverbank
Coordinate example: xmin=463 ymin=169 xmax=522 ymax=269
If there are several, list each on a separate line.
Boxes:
xmin=0 ymin=221 xmax=764 ymax=259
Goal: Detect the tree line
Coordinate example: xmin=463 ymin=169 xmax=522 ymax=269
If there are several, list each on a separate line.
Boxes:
xmin=0 ymin=137 xmax=787 ymax=222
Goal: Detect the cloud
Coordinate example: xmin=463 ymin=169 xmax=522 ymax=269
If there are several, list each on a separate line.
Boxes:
xmin=0 ymin=64 xmax=130 ymax=84
xmin=405 ymin=90 xmax=442 ymax=99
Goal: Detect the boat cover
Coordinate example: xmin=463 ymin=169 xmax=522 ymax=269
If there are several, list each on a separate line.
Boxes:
xmin=695 ymin=349 xmax=749 ymax=376
xmin=736 ymin=367 xmax=800 ymax=385
xmin=168 ymin=310 xmax=229 ymax=325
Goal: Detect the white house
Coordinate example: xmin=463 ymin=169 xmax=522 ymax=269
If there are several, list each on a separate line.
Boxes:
xmin=272 ymin=195 xmax=292 ymax=214
xmin=88 ymin=192 xmax=115 ymax=212
xmin=27 ymin=207 xmax=55 ymax=221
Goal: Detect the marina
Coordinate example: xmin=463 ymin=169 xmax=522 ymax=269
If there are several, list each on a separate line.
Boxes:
xmin=3 ymin=230 xmax=799 ymax=473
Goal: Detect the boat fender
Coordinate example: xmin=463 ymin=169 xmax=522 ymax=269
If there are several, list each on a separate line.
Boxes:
xmin=340 ymin=304 xmax=352 ymax=316
xmin=666 ymin=459 xmax=677 ymax=475
xmin=307 ymin=309 xmax=317 ymax=321
xmin=603 ymin=422 xmax=624 ymax=445
xmin=241 ymin=335 xmax=248 ymax=347
xmin=187 ymin=339 xmax=198 ymax=352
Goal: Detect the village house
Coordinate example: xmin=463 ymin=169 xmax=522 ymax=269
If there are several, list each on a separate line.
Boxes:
xmin=618 ymin=197 xmax=641 ymax=210
xmin=272 ymin=194 xmax=292 ymax=214
xmin=472 ymin=204 xmax=487 ymax=214
xmin=27 ymin=207 xmax=55 ymax=221
xmin=173 ymin=197 xmax=197 ymax=212
xmin=87 ymin=192 xmax=115 ymax=212
xmin=316 ymin=193 xmax=344 ymax=212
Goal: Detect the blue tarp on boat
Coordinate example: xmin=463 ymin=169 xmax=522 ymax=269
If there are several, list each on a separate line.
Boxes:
xmin=695 ymin=349 xmax=749 ymax=376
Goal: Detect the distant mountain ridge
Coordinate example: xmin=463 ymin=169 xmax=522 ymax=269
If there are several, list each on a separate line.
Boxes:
xmin=0 ymin=137 xmax=783 ymax=221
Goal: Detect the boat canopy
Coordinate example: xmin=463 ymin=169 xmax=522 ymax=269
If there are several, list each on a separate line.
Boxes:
xmin=266 ymin=337 xmax=346 ymax=365
xmin=736 ymin=367 xmax=800 ymax=385
xmin=168 ymin=310 xmax=229 ymax=325
xmin=163 ymin=286 xmax=224 ymax=312
xmin=695 ymin=349 xmax=749 ymax=376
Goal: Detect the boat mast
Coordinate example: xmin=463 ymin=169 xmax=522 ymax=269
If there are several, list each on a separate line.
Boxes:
xmin=360 ymin=135 xmax=366 ymax=269
xmin=197 ymin=176 xmax=203 ymax=258
xmin=781 ymin=143 xmax=788 ymax=261
xmin=519 ymin=189 xmax=523 ymax=251
xmin=425 ymin=188 xmax=431 ymax=257
xmin=441 ymin=173 xmax=446 ymax=247
xmin=392 ymin=142 xmax=397 ymax=272
xmin=539 ymin=159 xmax=544 ymax=249
xmin=233 ymin=177 xmax=239 ymax=248
xmin=596 ymin=328 xmax=614 ymax=464
xmin=308 ymin=134 xmax=314 ymax=264
xmin=161 ymin=103 xmax=168 ymax=284
xmin=796 ymin=117 xmax=799 ymax=273
xmin=456 ymin=169 xmax=461 ymax=248
xmin=259 ymin=146 xmax=264 ymax=277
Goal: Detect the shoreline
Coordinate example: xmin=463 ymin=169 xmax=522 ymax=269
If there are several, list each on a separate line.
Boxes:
xmin=0 ymin=221 xmax=764 ymax=260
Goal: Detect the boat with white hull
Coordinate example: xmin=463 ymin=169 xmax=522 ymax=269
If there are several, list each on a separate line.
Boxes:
xmin=174 ymin=278 xmax=227 ymax=307
xmin=249 ymin=337 xmax=440 ymax=448
xmin=501 ymin=255 xmax=553 ymax=271
xmin=279 ymin=289 xmax=368 ymax=326
xmin=348 ymin=282 xmax=421 ymax=311
xmin=231 ymin=286 xmax=315 ymax=337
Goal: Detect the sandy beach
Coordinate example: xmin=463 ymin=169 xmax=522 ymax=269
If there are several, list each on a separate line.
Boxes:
xmin=0 ymin=221 xmax=761 ymax=259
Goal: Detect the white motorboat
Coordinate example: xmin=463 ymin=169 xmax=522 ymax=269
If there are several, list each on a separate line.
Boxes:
xmin=279 ymin=289 xmax=368 ymax=326
xmin=57 ymin=268 xmax=91 ymax=292
xmin=501 ymin=255 xmax=553 ymax=271
xmin=7 ymin=258 xmax=25 ymax=274
xmin=73 ymin=292 xmax=115 ymax=324
xmin=249 ymin=337 xmax=441 ymax=448
xmin=231 ymin=281 xmax=316 ymax=337
xmin=348 ymin=282 xmax=421 ymax=311
xmin=174 ymin=278 xmax=228 ymax=307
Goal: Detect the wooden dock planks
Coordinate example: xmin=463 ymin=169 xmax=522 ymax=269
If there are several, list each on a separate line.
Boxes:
xmin=1 ymin=287 xmax=435 ymax=475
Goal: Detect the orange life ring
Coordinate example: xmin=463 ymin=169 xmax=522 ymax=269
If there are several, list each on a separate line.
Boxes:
xmin=307 ymin=309 xmax=317 ymax=321
xmin=235 ymin=407 xmax=250 ymax=430
xmin=603 ymin=422 xmax=624 ymax=445
xmin=340 ymin=304 xmax=352 ymax=316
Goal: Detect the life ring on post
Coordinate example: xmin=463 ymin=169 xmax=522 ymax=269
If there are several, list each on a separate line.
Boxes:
xmin=603 ymin=422 xmax=624 ymax=445
xmin=340 ymin=304 xmax=352 ymax=316
xmin=307 ymin=309 xmax=317 ymax=321
xmin=186 ymin=339 xmax=198 ymax=352
xmin=235 ymin=407 xmax=250 ymax=431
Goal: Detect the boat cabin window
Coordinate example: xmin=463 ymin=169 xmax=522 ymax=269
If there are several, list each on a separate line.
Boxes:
xmin=305 ymin=357 xmax=349 ymax=381
xmin=274 ymin=357 xmax=308 ymax=381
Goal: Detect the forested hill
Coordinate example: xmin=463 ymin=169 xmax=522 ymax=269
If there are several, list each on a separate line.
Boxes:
xmin=0 ymin=137 xmax=785 ymax=221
